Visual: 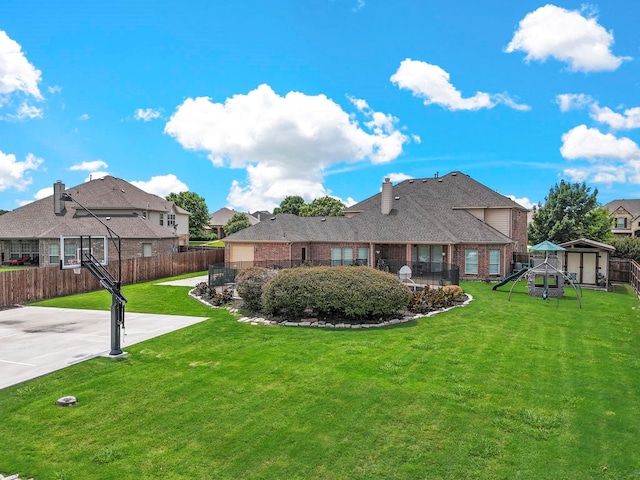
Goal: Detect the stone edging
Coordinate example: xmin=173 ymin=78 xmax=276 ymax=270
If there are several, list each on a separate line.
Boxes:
xmin=189 ymin=288 xmax=473 ymax=328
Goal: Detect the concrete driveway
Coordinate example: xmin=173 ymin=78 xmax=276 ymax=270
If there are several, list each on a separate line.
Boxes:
xmin=0 ymin=306 xmax=208 ymax=390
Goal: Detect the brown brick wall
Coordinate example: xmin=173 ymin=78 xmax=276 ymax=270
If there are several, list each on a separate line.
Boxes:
xmin=453 ymin=243 xmax=513 ymax=280
xmin=512 ymin=209 xmax=528 ymax=252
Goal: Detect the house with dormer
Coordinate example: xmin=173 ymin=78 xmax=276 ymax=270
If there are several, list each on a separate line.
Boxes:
xmin=223 ymin=171 xmax=529 ymax=281
xmin=603 ymin=199 xmax=640 ymax=237
xmin=0 ymin=176 xmax=191 ymax=266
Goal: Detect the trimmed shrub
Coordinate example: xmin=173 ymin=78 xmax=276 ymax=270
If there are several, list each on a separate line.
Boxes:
xmin=235 ymin=267 xmax=278 ymax=312
xmin=408 ymin=285 xmax=465 ymax=314
xmin=261 ymin=266 xmax=411 ymax=323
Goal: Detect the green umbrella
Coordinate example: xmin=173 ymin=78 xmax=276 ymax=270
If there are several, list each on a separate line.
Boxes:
xmin=529 ymin=240 xmax=565 ymax=253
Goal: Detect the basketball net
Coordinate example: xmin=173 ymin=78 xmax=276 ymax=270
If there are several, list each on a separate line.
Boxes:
xmin=73 ymin=266 xmax=81 ymax=275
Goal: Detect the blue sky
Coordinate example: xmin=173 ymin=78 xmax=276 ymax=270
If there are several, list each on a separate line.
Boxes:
xmin=1 ymin=1 xmax=639 ymax=214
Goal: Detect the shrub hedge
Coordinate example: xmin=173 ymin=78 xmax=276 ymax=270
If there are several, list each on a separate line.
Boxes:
xmin=235 ymin=267 xmax=279 ymax=312
xmin=261 ymin=266 xmax=411 ymax=323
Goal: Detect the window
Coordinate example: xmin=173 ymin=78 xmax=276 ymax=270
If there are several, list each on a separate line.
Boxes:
xmin=159 ymin=213 xmax=164 ymax=226
xmin=142 ymin=243 xmax=152 ymax=257
xmin=616 ymin=217 xmax=627 ymax=228
xmin=331 ymin=247 xmax=358 ymax=266
xmin=49 ymin=243 xmax=60 ymax=265
xmin=64 ymin=241 xmax=78 ymax=265
xmin=489 ymin=250 xmax=500 ymax=275
xmin=331 ymin=248 xmax=342 ymax=266
xmin=168 ymin=214 xmax=176 ymax=227
xmin=357 ymin=247 xmax=369 ymax=265
xmin=465 ymin=249 xmax=478 ymax=275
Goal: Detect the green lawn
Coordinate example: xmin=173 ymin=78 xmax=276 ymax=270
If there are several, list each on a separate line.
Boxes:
xmin=2 ymin=277 xmax=640 ymax=479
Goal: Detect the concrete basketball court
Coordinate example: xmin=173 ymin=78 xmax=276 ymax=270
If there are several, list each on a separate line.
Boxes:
xmin=0 ymin=276 xmax=210 ymax=390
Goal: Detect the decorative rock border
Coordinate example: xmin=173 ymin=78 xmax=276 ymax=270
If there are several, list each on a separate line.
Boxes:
xmin=190 ymin=287 xmax=473 ymax=328
xmin=1 ymin=474 xmax=33 ymax=480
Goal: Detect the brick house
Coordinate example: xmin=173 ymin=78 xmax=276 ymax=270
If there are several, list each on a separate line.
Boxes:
xmin=223 ymin=171 xmax=529 ymax=281
xmin=0 ymin=176 xmax=191 ymax=266
xmin=603 ymin=199 xmax=640 ymax=237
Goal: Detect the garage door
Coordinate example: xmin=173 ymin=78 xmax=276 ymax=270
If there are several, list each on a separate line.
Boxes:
xmin=229 ymin=244 xmax=254 ymax=267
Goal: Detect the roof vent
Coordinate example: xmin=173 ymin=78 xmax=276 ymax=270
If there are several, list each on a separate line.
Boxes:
xmin=438 ymin=178 xmax=443 ymax=183
xmin=409 ymin=180 xmax=414 ymax=183
xmin=270 ymin=217 xmax=276 ymax=221
xmin=452 ymin=172 xmax=457 ymax=176
xmin=395 ymin=196 xmax=400 ymax=200
xmin=321 ymin=218 xmax=326 ymax=222
xmin=422 ymin=179 xmax=427 ymax=183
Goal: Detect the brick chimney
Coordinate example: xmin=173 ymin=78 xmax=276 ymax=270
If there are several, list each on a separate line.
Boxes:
xmin=381 ymin=177 xmax=393 ymax=215
xmin=53 ymin=180 xmax=66 ymax=215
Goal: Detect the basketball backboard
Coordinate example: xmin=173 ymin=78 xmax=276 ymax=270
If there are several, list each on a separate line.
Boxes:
xmin=60 ymin=235 xmax=108 ymax=269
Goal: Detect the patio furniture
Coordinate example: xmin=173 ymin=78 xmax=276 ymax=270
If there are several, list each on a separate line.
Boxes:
xmin=9 ymin=255 xmax=30 ymax=266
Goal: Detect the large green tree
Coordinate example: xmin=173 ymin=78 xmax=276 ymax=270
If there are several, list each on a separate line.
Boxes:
xmin=273 ymin=195 xmax=305 ymax=215
xmin=224 ymin=212 xmax=252 ymax=235
xmin=166 ymin=191 xmax=210 ymax=237
xmin=299 ymin=196 xmax=346 ymax=217
xmin=528 ymin=180 xmax=612 ymax=245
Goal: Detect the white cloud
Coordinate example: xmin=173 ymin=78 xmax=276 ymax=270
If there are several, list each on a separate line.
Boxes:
xmin=134 ymin=108 xmax=161 ymax=122
xmin=79 ymin=113 xmax=89 ymax=121
xmin=165 ymin=83 xmax=410 ymax=211
xmin=130 ymin=174 xmax=189 ymax=198
xmin=564 ymin=165 xmax=627 ymax=184
xmin=8 ymin=102 xmax=43 ymax=120
xmin=47 ymin=85 xmax=62 ymax=94
xmin=505 ymin=4 xmax=630 ymax=72
xmin=386 ymin=172 xmax=413 ymax=183
xmin=560 ymin=125 xmax=640 ymax=160
xmin=70 ymin=160 xmax=108 ymax=171
xmin=556 ymin=93 xmax=593 ymax=112
xmin=562 ymin=168 xmax=590 ymax=183
xmin=506 ymin=195 xmax=534 ymax=210
xmin=390 ymin=59 xmax=529 ymax=111
xmin=0 ymin=31 xmax=42 ymax=100
xmin=590 ymin=104 xmax=640 ymax=130
xmin=391 ymin=59 xmax=494 ymax=111
xmin=352 ymin=0 xmax=365 ymax=12
xmin=34 ymin=186 xmax=53 ymax=200
xmin=0 ymin=150 xmax=43 ymax=191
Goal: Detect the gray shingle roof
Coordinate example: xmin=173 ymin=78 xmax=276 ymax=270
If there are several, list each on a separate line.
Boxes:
xmin=225 ymin=172 xmax=518 ymax=245
xmin=604 ymin=199 xmax=640 ymax=217
xmin=0 ymin=176 xmax=180 ymax=239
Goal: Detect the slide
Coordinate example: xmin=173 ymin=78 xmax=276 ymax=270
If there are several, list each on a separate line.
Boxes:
xmin=492 ymin=267 xmax=529 ymax=290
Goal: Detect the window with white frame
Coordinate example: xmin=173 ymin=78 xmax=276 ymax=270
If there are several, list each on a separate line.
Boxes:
xmin=489 ymin=250 xmax=500 ymax=275
xmin=465 ymin=249 xmax=478 ymax=275
xmin=49 ymin=243 xmax=60 ymax=264
xmin=615 ymin=217 xmax=627 ymax=228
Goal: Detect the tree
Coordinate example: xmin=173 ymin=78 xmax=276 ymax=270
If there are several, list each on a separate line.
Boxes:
xmin=610 ymin=237 xmax=640 ymax=262
xmin=166 ymin=191 xmax=210 ymax=237
xmin=273 ymin=195 xmax=305 ymax=215
xmin=528 ymin=180 xmax=611 ymax=245
xmin=224 ymin=212 xmax=252 ymax=235
xmin=299 ymin=196 xmax=346 ymax=217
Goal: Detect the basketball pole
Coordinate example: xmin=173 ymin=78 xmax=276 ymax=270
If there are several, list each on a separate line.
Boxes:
xmin=60 ymin=193 xmax=126 ymax=356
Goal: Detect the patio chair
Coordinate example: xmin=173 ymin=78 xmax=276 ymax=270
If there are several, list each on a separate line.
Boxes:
xmin=10 ymin=255 xmax=30 ymax=266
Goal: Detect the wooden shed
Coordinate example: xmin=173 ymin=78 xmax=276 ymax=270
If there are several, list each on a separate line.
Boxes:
xmin=558 ymin=238 xmax=615 ymax=287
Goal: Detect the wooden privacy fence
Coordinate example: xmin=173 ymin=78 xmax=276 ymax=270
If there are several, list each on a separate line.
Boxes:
xmin=0 ymin=248 xmax=224 ymax=308
xmin=609 ymin=257 xmax=630 ymax=283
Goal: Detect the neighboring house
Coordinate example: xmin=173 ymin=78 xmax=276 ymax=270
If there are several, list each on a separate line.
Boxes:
xmin=558 ymin=238 xmax=615 ymax=286
xmin=603 ymin=199 xmax=640 ymax=237
xmin=251 ymin=210 xmax=272 ymax=221
xmin=0 ymin=176 xmax=190 ymax=266
xmin=207 ymin=207 xmax=260 ymax=239
xmin=224 ymin=171 xmax=529 ymax=280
